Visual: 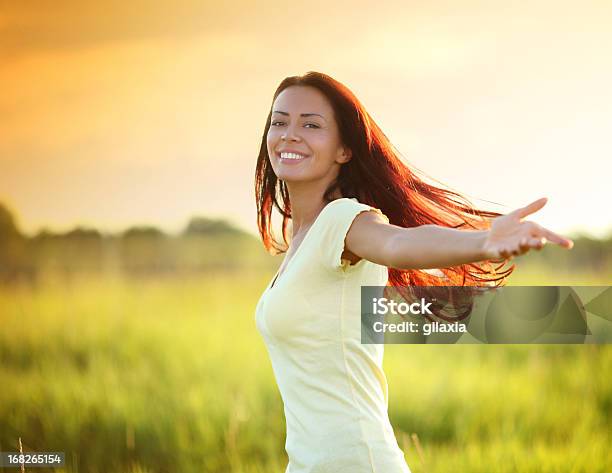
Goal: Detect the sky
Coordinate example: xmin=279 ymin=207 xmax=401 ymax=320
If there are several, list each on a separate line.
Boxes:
xmin=1 ymin=0 xmax=611 ymax=238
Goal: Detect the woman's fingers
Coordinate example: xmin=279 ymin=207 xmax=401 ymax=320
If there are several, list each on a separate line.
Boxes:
xmin=529 ymin=237 xmax=546 ymax=250
xmin=521 ymin=220 xmax=574 ymax=249
xmin=498 ymin=235 xmax=553 ymax=259
xmin=528 ymin=222 xmax=573 ymax=249
xmin=490 ymin=218 xmax=574 ymax=260
xmin=508 ymin=198 xmax=574 ymax=249
xmin=541 ymin=228 xmax=574 ymax=248
xmin=519 ymin=237 xmax=531 ymax=253
xmin=514 ymin=197 xmax=548 ymax=219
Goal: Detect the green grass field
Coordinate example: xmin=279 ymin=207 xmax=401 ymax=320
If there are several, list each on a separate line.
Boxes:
xmin=1 ymin=266 xmax=610 ymax=472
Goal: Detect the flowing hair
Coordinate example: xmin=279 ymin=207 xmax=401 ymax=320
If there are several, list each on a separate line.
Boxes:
xmin=255 ymin=72 xmax=513 ymax=319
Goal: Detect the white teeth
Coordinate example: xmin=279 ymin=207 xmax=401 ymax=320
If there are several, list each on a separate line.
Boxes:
xmin=280 ymin=152 xmax=307 ymax=160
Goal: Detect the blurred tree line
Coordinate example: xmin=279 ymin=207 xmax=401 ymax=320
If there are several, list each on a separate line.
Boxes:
xmin=0 ymin=202 xmax=278 ymax=283
xmin=0 ymin=202 xmax=610 ymax=284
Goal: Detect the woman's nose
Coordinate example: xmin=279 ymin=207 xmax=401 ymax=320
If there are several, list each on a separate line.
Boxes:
xmin=282 ymin=126 xmax=301 ymax=141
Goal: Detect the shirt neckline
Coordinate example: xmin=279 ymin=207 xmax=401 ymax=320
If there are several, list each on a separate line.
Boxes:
xmin=267 ymin=197 xmax=356 ymax=291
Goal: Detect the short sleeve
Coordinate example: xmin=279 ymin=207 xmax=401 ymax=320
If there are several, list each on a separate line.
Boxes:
xmin=317 ymin=198 xmax=389 ymax=273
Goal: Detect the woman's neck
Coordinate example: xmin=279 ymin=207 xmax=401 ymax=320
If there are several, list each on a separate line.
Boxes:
xmin=286 ymin=184 xmax=342 ymax=238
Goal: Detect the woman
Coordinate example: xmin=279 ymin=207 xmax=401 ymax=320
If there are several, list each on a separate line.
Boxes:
xmin=254 ymin=71 xmax=573 ymax=473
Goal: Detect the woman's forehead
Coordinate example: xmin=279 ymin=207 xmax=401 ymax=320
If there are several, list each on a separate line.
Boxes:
xmin=273 ymin=86 xmax=332 ymax=115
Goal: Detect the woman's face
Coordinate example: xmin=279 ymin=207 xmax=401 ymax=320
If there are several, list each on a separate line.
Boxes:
xmin=266 ymin=85 xmax=351 ymax=184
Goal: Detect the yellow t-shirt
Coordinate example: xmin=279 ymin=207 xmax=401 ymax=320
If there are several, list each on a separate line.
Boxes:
xmin=255 ymin=197 xmax=411 ymax=473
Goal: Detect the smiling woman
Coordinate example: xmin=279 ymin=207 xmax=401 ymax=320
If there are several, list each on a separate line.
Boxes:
xmin=253 ymin=71 xmax=573 ymax=473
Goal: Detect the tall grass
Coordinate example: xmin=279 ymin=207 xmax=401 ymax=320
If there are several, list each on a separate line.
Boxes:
xmin=0 ymin=265 xmax=610 ymax=472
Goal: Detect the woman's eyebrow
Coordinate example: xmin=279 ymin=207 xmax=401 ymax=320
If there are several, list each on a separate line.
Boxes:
xmin=272 ymin=110 xmax=327 ymax=121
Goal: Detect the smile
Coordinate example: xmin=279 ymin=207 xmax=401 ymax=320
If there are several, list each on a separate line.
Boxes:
xmin=278 ymin=152 xmax=310 ymax=163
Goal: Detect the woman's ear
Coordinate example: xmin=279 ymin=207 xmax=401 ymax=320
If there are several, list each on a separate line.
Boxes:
xmin=337 ymin=146 xmax=352 ymax=164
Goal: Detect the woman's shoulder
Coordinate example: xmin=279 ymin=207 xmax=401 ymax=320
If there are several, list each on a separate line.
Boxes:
xmin=322 ymin=197 xmax=388 ymax=224
xmin=323 ymin=197 xmax=369 ymax=213
xmin=315 ymin=197 xmax=387 ymax=244
xmin=327 ymin=196 xmax=359 ymax=207
xmin=314 ymin=197 xmax=389 ymax=273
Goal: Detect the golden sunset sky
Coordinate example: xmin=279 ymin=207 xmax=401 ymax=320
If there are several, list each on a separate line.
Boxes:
xmin=1 ymin=1 xmax=610 ymax=237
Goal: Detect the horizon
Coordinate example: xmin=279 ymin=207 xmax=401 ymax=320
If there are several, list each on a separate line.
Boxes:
xmin=2 ymin=198 xmax=610 ymax=241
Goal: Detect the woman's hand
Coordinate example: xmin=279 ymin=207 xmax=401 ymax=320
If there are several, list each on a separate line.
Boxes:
xmin=482 ymin=197 xmax=574 ymax=260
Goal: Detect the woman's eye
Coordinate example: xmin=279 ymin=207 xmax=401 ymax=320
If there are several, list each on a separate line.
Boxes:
xmin=270 ymin=121 xmax=319 ymax=128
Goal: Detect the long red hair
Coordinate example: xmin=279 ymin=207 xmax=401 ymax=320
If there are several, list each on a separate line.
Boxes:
xmin=255 ymin=71 xmax=514 ymax=293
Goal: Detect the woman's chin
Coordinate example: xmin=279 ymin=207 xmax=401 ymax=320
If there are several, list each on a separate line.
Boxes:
xmin=276 ymin=172 xmax=311 ymax=183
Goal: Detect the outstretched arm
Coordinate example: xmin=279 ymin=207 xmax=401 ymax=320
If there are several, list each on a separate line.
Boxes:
xmin=345 ymin=197 xmax=574 ymax=270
